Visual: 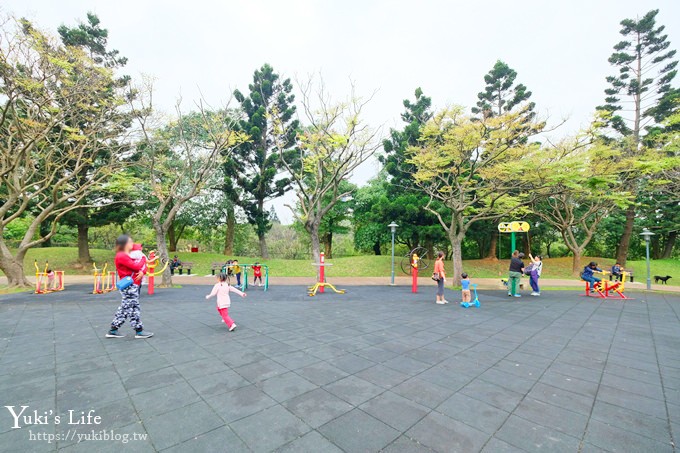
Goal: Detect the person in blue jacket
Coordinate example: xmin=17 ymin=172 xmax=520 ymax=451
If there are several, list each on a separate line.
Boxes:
xmin=582 ymin=261 xmax=603 ymax=292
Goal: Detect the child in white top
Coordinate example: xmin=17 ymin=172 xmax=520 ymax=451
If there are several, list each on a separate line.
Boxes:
xmin=130 ymin=243 xmax=148 ymax=291
xmin=206 ymin=272 xmax=246 ymax=331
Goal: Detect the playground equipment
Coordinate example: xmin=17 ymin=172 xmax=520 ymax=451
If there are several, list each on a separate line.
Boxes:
xmin=145 ymin=250 xmax=169 ymax=295
xmin=582 ymin=271 xmax=632 ymax=300
xmin=92 ymin=262 xmax=116 ymax=294
xmin=308 ymin=252 xmax=345 ymax=296
xmin=400 ymin=246 xmax=430 ymax=276
xmin=411 ymin=252 xmax=419 ymax=293
xmin=241 ymin=264 xmax=269 ymax=291
xmin=497 ymin=221 xmax=531 ymax=258
xmin=461 ymin=283 xmax=481 ymax=308
xmin=34 ymin=261 xmax=64 ymax=294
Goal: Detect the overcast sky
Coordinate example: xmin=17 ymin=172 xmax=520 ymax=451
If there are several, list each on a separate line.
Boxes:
xmin=4 ymin=0 xmax=679 ymax=223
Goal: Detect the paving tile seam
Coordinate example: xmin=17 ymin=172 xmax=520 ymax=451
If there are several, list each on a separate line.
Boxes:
xmin=645 ymin=295 xmax=678 ymax=452
xmin=576 ymin=297 xmax=627 ymax=453
xmin=444 ymin=300 xmax=604 ymax=452
xmin=66 ymin=311 xmax=152 ymax=451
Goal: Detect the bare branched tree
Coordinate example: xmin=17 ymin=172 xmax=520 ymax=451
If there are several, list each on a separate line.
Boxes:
xmin=278 ymin=78 xmax=381 ymax=263
xmin=0 ymin=17 xmax=130 ymax=287
xmin=128 ymin=78 xmax=247 ymax=286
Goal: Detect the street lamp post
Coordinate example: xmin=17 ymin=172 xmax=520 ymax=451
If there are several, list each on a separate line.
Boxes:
xmin=640 ymin=228 xmax=655 ymax=291
xmin=388 ymin=222 xmax=398 ymax=286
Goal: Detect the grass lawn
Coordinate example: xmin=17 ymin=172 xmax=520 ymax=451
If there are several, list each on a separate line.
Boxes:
xmin=2 ymin=247 xmax=678 ymax=283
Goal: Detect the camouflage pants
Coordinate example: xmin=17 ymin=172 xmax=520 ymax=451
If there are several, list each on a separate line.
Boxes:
xmin=111 ymin=284 xmax=143 ymax=331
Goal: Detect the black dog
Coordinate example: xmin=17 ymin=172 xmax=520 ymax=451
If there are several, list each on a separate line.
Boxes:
xmin=654 ymin=275 xmax=673 ymax=284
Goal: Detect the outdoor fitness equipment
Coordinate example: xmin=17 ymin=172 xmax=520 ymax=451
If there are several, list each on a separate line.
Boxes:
xmin=400 ymin=247 xmax=430 ymax=276
xmin=581 ymin=270 xmax=632 ymax=300
xmin=411 ymin=252 xmax=420 ymax=293
xmin=146 ymin=250 xmax=169 ymax=296
xmin=240 ymin=264 xmax=269 ymax=291
xmin=308 ymin=252 xmax=345 ymax=296
xmin=497 ymin=221 xmax=531 ymax=258
xmin=92 ymin=262 xmax=115 ymax=294
xmin=461 ymin=283 xmax=481 ymax=308
xmin=34 ymin=261 xmax=64 ymax=294
xmin=497 ymin=221 xmax=531 ymax=292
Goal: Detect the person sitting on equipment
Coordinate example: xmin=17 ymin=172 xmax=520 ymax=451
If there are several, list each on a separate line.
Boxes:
xmin=611 ymin=262 xmax=624 ymax=281
xmin=582 ymin=261 xmax=603 ymax=292
xmin=47 ymin=269 xmax=55 ymax=290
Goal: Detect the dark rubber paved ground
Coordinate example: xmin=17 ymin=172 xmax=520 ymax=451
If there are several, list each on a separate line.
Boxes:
xmin=0 ymin=284 xmax=678 ymax=452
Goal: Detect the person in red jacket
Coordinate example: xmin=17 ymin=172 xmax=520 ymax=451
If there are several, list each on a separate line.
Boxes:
xmin=252 ymin=262 xmax=263 ymax=287
xmin=106 ymin=234 xmax=153 ymax=339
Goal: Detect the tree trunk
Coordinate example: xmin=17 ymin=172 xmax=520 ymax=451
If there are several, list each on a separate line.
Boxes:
xmin=485 ymin=232 xmax=498 ymax=259
xmin=154 ymin=222 xmax=173 ymax=287
xmin=449 ymin=234 xmax=464 ymax=287
xmin=424 ymin=237 xmax=434 ymax=262
xmin=546 ymin=242 xmax=552 ymax=258
xmin=168 ymin=221 xmax=177 ymax=252
xmin=77 ymin=221 xmax=92 ymax=265
xmin=40 ymin=221 xmax=52 ymax=247
xmin=223 ymin=205 xmax=235 ymax=255
xmin=572 ymin=251 xmax=582 ymax=276
xmin=259 ymin=233 xmax=269 ymax=259
xmin=324 ymin=233 xmax=333 ymax=259
xmin=372 ymin=241 xmax=381 ymax=255
xmin=309 ymin=220 xmax=321 ymax=264
xmin=0 ymin=246 xmax=31 ymax=287
xmin=524 ymin=231 xmax=531 ymax=257
xmin=616 ymin=206 xmax=636 ymax=266
xmin=651 ymin=236 xmax=660 ymax=260
xmin=661 ymin=231 xmax=677 ymax=259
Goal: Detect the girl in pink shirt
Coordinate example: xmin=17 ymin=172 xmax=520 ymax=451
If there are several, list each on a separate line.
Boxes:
xmin=206 ymin=272 xmax=246 ymax=331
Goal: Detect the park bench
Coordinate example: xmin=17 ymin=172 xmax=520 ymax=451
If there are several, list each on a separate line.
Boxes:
xmin=177 ymin=262 xmax=194 ymax=275
xmin=211 ymin=262 xmax=226 ymax=275
xmin=605 ymin=263 xmax=635 ymax=282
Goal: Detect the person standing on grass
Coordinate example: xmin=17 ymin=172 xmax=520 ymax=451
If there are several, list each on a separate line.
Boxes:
xmin=508 ymin=250 xmax=524 ymax=298
xmin=434 ymin=251 xmax=447 ymax=305
xmin=206 ymin=272 xmax=246 ymax=331
xmin=106 ymin=234 xmax=153 ymax=339
xmin=528 ymin=254 xmax=543 ymax=296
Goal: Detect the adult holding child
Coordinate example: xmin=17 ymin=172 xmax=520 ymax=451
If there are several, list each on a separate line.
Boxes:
xmin=106 ymin=234 xmax=153 ymax=339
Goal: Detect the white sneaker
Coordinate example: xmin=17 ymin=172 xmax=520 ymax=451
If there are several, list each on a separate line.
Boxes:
xmin=443 ymin=299 xmax=450 ymax=304
xmin=229 ymin=324 xmax=237 ymax=332
xmin=436 ymin=300 xmax=446 ymax=305
xmin=530 ymin=292 xmax=538 ymax=296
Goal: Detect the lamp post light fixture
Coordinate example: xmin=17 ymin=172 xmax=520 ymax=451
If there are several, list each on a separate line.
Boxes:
xmin=640 ymin=228 xmax=655 ymax=291
xmin=388 ymin=222 xmax=399 ymax=286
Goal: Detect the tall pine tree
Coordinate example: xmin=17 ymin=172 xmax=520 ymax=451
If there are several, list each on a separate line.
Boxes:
xmin=471 ymin=60 xmax=534 ymax=118
xmin=597 ymin=9 xmax=678 ymax=265
xmin=379 ymin=88 xmax=445 ymax=257
xmin=471 ymin=60 xmax=538 ymax=259
xmin=57 ymin=13 xmax=132 ymax=264
xmin=229 ymin=64 xmax=298 ymax=258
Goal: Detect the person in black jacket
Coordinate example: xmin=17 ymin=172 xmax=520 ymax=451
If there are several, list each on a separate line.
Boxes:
xmin=508 ymin=250 xmax=525 ymax=298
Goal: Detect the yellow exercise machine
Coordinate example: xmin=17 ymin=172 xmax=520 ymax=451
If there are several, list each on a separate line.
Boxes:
xmin=308 ymin=252 xmax=345 ymax=296
xmin=34 ymin=261 xmax=64 ymax=294
xmin=92 ymin=262 xmax=115 ymax=294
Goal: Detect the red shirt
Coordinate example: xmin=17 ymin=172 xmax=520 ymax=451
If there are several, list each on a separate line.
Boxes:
xmin=115 ymin=252 xmax=147 ymax=285
xmin=253 ymin=265 xmax=262 ymax=277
